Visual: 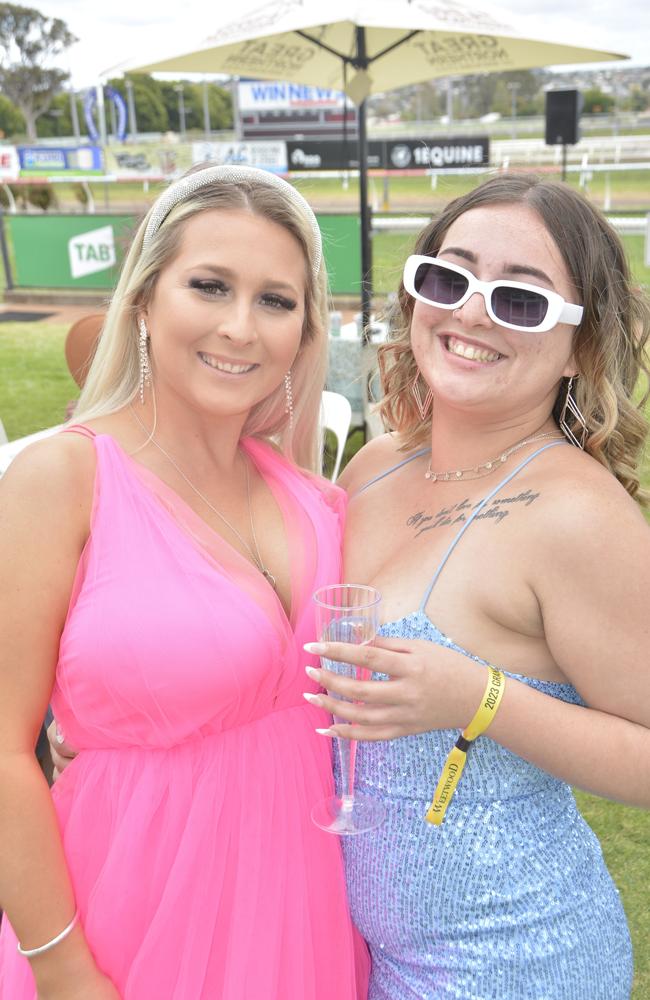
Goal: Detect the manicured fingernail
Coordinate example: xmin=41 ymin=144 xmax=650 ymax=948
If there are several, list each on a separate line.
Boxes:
xmin=303 ymin=692 xmax=319 ymax=704
xmin=305 ymin=666 xmax=319 ymax=679
xmin=315 ymin=728 xmax=334 ymax=736
xmin=55 ymin=724 xmax=65 ymax=745
xmin=304 ymin=642 xmax=326 ymax=654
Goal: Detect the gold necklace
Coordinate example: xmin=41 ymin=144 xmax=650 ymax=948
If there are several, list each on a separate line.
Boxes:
xmin=129 ymin=410 xmax=276 ymax=588
xmin=424 ymin=431 xmax=563 ymax=483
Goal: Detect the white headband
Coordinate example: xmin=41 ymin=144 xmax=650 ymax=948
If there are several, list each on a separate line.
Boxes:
xmin=142 ymin=164 xmax=322 ymax=276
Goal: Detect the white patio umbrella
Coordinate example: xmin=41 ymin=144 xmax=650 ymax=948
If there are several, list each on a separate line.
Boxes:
xmin=129 ymin=0 xmax=626 ymax=323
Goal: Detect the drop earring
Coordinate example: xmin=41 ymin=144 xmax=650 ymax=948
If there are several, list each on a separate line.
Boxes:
xmin=559 ymin=375 xmax=588 ymax=449
xmin=284 ymin=371 xmax=294 ymax=430
xmin=138 ymin=318 xmax=152 ymax=404
xmin=411 ymin=370 xmax=433 ymax=421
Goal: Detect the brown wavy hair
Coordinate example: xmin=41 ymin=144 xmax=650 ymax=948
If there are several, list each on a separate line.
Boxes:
xmin=378 ymin=173 xmax=650 ymax=503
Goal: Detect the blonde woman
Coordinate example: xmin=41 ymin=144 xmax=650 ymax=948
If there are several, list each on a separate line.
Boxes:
xmin=306 ymin=176 xmax=650 ymax=999
xmin=0 ymin=166 xmax=368 ymax=999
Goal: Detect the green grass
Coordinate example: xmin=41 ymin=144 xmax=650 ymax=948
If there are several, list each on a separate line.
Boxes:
xmin=0 ymin=324 xmax=76 ymax=439
xmin=624 ymin=235 xmax=650 ymax=291
xmin=576 ymin=792 xmax=650 ymax=997
xmin=371 ymin=231 xmax=650 ymax=296
xmin=6 ymin=180 xmax=162 ymax=215
xmin=21 ymin=168 xmax=650 ymax=216
xmin=296 ymin=170 xmax=650 ymax=214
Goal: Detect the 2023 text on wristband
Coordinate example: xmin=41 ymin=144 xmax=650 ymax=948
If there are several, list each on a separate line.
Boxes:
xmin=426 ymin=666 xmax=506 ymax=825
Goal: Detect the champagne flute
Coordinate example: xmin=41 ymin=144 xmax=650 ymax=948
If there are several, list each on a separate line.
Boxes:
xmin=310 ymin=583 xmax=386 ymax=835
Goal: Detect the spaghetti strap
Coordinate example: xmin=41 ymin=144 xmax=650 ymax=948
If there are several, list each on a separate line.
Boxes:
xmin=419 ymin=440 xmax=566 ymax=612
xmin=354 ymin=447 xmax=429 ymax=496
xmin=61 ymin=424 xmax=96 ymax=439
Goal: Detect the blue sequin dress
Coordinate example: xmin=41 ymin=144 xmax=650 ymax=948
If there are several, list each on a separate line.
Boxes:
xmin=340 ymin=444 xmax=633 ymax=1000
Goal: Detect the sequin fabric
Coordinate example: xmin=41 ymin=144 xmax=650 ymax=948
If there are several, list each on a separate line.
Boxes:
xmin=338 ymin=611 xmax=633 ymax=1000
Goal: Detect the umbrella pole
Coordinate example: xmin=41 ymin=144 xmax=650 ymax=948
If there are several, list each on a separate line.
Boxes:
xmin=354 ymin=23 xmax=372 ymax=340
xmin=358 ymin=96 xmax=372 ymax=338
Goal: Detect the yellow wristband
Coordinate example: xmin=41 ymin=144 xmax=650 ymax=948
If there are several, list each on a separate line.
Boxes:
xmin=425 ymin=666 xmax=505 ymax=826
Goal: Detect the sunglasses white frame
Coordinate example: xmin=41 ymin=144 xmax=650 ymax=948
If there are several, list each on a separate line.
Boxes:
xmin=403 ymin=255 xmax=584 ymax=333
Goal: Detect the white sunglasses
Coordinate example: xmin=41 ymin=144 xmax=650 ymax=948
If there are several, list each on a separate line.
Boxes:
xmin=403 ymin=255 xmax=584 ymax=333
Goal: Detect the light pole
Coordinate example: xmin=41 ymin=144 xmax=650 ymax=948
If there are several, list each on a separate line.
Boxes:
xmin=229 ymin=76 xmax=242 ymax=141
xmin=108 ymin=96 xmax=117 ymax=141
xmin=49 ymin=107 xmax=63 ymax=138
xmin=202 ymin=80 xmax=210 ymax=140
xmin=125 ymin=78 xmax=138 ymax=140
xmin=174 ymin=83 xmax=186 ymax=140
xmin=507 ymin=82 xmax=521 ymax=140
xmin=96 ymin=82 xmax=108 ymax=148
xmin=446 ymin=78 xmax=455 ymax=123
xmin=69 ymin=88 xmax=81 ymax=141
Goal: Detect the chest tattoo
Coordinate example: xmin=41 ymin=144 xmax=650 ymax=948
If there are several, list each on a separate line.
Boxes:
xmin=406 ymin=489 xmax=541 ymax=537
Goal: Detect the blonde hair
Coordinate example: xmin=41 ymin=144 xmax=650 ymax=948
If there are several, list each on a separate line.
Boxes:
xmin=378 ymin=174 xmax=650 ymax=503
xmin=74 ymin=168 xmax=329 ymax=472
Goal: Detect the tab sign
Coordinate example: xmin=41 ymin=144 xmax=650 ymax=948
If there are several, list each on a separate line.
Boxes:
xmin=68 ymin=225 xmax=116 ymax=279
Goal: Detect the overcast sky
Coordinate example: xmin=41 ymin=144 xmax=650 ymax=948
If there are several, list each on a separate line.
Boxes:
xmin=29 ymin=0 xmax=650 ymax=89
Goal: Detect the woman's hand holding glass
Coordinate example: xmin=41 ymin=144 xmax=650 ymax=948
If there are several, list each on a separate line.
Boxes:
xmin=305 ymin=636 xmax=488 ymax=742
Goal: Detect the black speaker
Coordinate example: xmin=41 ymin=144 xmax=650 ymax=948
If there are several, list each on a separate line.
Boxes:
xmin=545 ymin=90 xmax=581 ymax=145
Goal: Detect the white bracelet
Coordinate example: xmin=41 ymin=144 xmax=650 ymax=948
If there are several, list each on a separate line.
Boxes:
xmin=17 ymin=909 xmax=79 ymax=957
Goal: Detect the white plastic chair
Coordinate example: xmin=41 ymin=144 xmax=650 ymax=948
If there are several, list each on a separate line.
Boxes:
xmin=320 ymin=390 xmax=352 ymax=481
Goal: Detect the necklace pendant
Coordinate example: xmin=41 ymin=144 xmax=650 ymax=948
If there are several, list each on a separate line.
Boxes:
xmin=422 ymin=428 xmax=560 ymax=486
xmin=262 ymin=568 xmax=277 ymax=590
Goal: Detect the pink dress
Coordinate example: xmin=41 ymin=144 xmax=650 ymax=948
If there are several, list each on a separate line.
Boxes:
xmin=0 ymin=429 xmax=368 ymax=999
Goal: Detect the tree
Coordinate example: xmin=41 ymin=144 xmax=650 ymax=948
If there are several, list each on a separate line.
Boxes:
xmin=0 ymin=92 xmax=25 ymax=137
xmin=625 ymin=86 xmax=650 ymax=113
xmin=398 ymin=82 xmax=445 ymax=122
xmin=457 ymin=69 xmax=547 ymax=120
xmin=107 ymin=75 xmax=168 ymax=135
xmin=0 ymin=3 xmax=77 ymax=141
xmin=199 ymin=83 xmax=233 ymax=132
xmin=158 ymin=80 xmax=183 ymax=132
xmin=581 ymin=87 xmax=615 ymax=115
xmin=158 ymin=79 xmax=233 ymax=135
xmin=102 ymin=76 xmax=233 ymax=137
xmin=171 ymin=82 xmax=233 ymax=133
xmin=35 ymin=90 xmax=71 ymax=137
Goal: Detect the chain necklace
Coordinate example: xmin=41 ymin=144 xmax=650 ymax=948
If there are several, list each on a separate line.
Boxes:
xmin=129 ymin=409 xmax=276 ymax=588
xmin=424 ymin=430 xmax=563 ymax=483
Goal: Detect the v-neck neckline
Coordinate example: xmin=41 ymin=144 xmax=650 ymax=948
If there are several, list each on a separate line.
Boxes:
xmin=98 ymin=432 xmax=298 ymax=627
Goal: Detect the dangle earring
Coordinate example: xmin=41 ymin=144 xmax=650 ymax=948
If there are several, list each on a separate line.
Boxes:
xmin=138 ymin=318 xmax=152 ymax=404
xmin=559 ymin=375 xmax=588 ymax=449
xmin=411 ymin=369 xmax=433 ymax=421
xmin=284 ymin=371 xmax=294 ymax=430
